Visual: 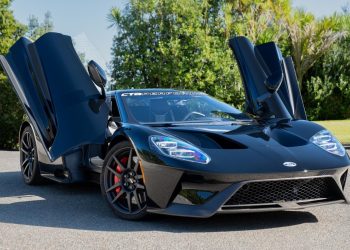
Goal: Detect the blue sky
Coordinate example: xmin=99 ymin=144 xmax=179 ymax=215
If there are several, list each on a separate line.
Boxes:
xmin=11 ymin=0 xmax=128 ymax=67
xmin=11 ymin=0 xmax=350 ymax=65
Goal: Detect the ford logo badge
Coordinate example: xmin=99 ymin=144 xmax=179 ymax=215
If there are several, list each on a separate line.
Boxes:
xmin=283 ymin=162 xmax=297 ymax=167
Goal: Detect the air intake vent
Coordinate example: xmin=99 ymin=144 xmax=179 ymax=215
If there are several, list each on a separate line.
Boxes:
xmin=204 ymin=133 xmax=247 ymax=149
xmin=224 ymin=177 xmax=341 ymax=206
xmin=340 ymin=170 xmax=348 ymax=190
xmin=166 ymin=130 xmax=247 ymax=149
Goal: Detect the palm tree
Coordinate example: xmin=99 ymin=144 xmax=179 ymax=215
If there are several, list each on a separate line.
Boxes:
xmin=287 ymin=11 xmax=346 ymax=90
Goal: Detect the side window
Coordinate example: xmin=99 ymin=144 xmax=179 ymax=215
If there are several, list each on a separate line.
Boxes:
xmin=111 ymin=97 xmax=121 ymax=122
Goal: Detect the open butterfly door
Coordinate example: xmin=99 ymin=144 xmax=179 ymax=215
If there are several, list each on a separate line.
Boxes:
xmin=0 ymin=32 xmax=109 ymax=161
xmin=229 ymin=36 xmax=307 ymax=120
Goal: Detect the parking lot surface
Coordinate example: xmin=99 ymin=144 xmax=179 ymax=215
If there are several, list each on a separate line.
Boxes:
xmin=0 ymin=150 xmax=350 ymax=249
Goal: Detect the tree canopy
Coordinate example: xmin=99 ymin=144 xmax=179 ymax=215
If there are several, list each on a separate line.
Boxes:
xmin=109 ymin=0 xmax=244 ymax=106
xmin=0 ymin=0 xmax=53 ymax=149
xmin=26 ymin=11 xmax=54 ymax=41
xmin=0 ymin=0 xmax=26 ymax=149
xmin=0 ymin=0 xmax=349 ymax=149
xmin=109 ymin=0 xmax=348 ymax=121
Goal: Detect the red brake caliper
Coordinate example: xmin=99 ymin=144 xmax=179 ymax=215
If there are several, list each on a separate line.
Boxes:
xmin=114 ymin=157 xmax=128 ymax=193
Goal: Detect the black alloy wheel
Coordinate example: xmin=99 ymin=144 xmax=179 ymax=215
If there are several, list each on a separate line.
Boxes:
xmin=101 ymin=141 xmax=147 ymax=220
xmin=20 ymin=126 xmax=42 ymax=184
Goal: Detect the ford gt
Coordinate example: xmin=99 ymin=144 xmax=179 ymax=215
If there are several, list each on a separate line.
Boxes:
xmin=0 ymin=32 xmax=349 ymax=220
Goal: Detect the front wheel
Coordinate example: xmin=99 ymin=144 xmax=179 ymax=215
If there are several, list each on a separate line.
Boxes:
xmin=101 ymin=141 xmax=147 ymax=220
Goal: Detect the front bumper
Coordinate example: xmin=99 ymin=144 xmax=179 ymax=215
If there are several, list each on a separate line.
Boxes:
xmin=147 ymin=168 xmax=349 ymax=218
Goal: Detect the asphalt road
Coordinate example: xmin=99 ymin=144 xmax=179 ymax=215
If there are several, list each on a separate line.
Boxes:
xmin=1 ymin=150 xmax=350 ymax=250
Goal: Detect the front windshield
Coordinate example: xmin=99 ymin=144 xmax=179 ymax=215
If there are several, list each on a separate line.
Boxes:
xmin=121 ymin=91 xmax=249 ymax=124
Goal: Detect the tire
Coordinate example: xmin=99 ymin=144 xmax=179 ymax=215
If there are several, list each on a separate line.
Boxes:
xmin=101 ymin=141 xmax=148 ymax=220
xmin=19 ymin=126 xmax=42 ymax=185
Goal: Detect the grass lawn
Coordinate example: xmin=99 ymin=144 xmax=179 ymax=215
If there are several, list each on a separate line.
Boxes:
xmin=315 ymin=120 xmax=350 ymax=145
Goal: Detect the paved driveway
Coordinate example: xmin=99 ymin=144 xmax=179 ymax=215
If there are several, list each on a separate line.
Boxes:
xmin=0 ymin=150 xmax=350 ymax=249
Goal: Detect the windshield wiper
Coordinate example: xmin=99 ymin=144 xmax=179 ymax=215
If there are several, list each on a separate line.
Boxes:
xmin=141 ymin=119 xmax=254 ymax=127
xmin=232 ymin=119 xmax=254 ymax=124
xmin=141 ymin=122 xmax=177 ymax=127
xmin=141 ymin=120 xmax=221 ymax=127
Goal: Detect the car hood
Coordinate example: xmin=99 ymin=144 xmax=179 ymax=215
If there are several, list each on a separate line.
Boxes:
xmin=144 ymin=120 xmax=350 ymax=173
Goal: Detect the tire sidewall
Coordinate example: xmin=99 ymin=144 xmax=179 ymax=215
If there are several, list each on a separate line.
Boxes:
xmin=100 ymin=141 xmax=148 ymax=220
xmin=20 ymin=126 xmax=41 ymax=185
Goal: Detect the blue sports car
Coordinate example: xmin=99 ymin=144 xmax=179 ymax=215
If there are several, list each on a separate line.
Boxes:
xmin=0 ymin=33 xmax=348 ymax=220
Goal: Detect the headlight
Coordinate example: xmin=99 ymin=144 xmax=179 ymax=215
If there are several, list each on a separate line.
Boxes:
xmin=149 ymin=135 xmax=211 ymax=164
xmin=310 ymin=130 xmax=345 ymax=157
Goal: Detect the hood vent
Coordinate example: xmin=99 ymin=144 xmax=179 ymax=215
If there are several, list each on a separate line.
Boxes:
xmin=268 ymin=129 xmax=308 ymax=147
xmin=166 ymin=130 xmax=247 ymax=150
xmin=204 ymin=133 xmax=247 ymax=149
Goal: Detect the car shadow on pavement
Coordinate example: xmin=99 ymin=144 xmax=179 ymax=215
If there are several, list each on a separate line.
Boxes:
xmin=0 ymin=171 xmax=318 ymax=232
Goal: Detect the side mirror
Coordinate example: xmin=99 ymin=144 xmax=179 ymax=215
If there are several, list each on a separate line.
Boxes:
xmin=255 ymin=42 xmax=283 ymax=93
xmin=87 ymin=60 xmax=107 ymax=88
xmin=87 ymin=60 xmax=106 ymax=111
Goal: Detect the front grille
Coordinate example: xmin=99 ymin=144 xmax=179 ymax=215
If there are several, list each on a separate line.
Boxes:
xmin=224 ymin=177 xmax=340 ymax=206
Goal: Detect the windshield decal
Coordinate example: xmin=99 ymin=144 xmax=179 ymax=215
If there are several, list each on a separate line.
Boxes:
xmin=121 ymin=91 xmax=206 ymax=97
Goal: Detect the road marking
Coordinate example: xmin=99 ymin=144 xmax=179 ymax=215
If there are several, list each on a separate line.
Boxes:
xmin=0 ymin=195 xmax=45 ymax=205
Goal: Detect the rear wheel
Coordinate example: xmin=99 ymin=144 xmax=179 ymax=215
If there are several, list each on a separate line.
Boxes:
xmin=20 ymin=126 xmax=42 ymax=185
xmin=101 ymin=141 xmax=147 ymax=220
